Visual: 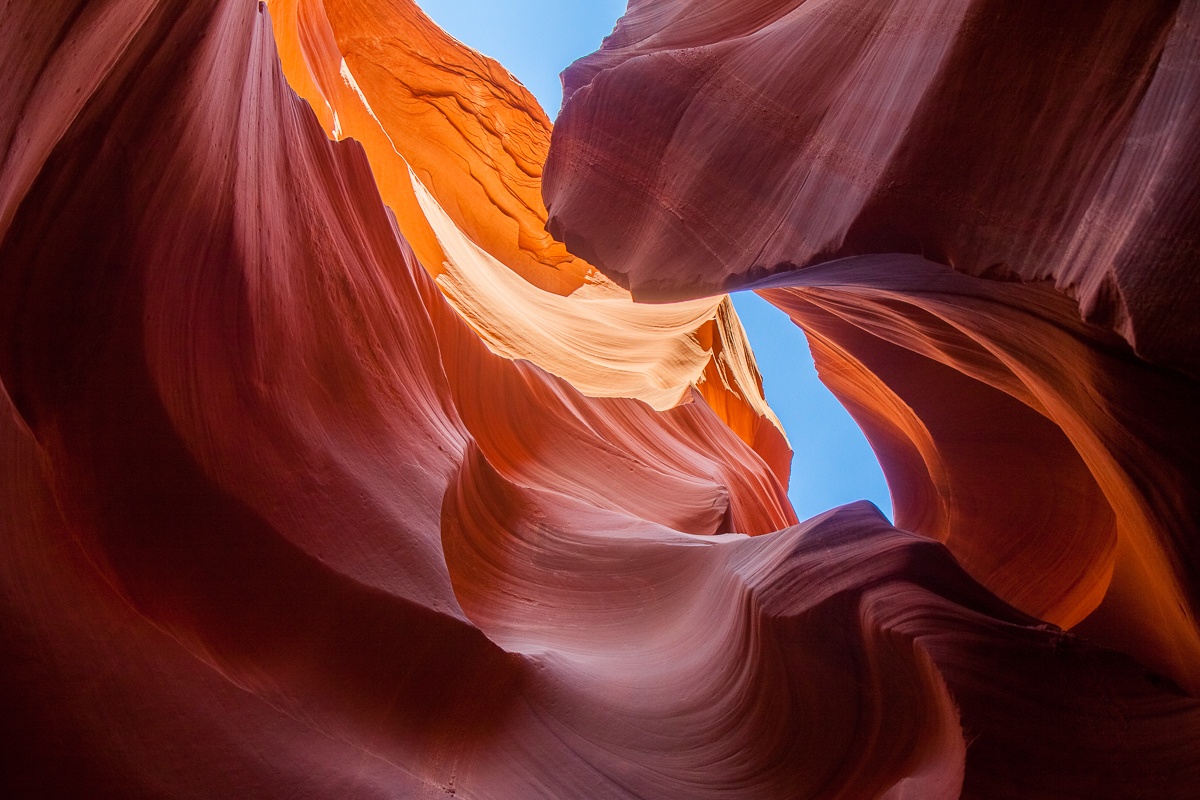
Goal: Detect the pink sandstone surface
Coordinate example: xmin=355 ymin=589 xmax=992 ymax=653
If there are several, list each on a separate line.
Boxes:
xmin=0 ymin=0 xmax=1197 ymax=797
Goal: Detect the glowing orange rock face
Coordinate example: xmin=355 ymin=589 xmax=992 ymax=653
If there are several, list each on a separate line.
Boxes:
xmin=0 ymin=1 xmax=1197 ymax=799
xmin=266 ymin=0 xmax=792 ymax=484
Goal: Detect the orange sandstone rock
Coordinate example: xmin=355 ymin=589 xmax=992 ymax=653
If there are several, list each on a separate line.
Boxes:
xmin=266 ymin=0 xmax=791 ymax=481
xmin=0 ymin=0 xmax=1197 ymax=797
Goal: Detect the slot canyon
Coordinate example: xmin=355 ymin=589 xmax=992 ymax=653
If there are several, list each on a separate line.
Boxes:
xmin=1 ymin=0 xmax=1199 ymax=797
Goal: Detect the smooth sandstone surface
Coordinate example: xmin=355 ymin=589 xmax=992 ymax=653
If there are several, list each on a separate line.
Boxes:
xmin=0 ymin=0 xmax=1198 ymax=797
xmin=266 ymin=0 xmax=792 ymax=482
xmin=545 ymin=0 xmax=1200 ymax=704
xmin=546 ymin=0 xmax=1200 ymax=372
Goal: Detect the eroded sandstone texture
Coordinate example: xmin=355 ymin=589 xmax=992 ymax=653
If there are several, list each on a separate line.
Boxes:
xmin=1 ymin=0 xmax=1197 ymax=797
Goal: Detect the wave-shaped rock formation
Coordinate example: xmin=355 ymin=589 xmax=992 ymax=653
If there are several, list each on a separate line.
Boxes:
xmin=1 ymin=0 xmax=1197 ymax=797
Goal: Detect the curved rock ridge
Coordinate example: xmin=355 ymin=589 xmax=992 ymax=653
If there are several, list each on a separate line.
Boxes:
xmin=544 ymin=0 xmax=1200 ymax=374
xmin=749 ymin=256 xmax=1200 ymax=693
xmin=545 ymin=0 xmax=1200 ymax=694
xmin=264 ymin=0 xmax=792 ymax=482
xmin=1 ymin=0 xmax=1199 ymax=798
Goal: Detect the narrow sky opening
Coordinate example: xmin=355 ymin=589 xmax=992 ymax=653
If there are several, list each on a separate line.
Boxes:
xmin=730 ymin=293 xmax=892 ymax=520
xmin=417 ymin=0 xmax=626 ymax=116
xmin=417 ymin=0 xmax=893 ymax=521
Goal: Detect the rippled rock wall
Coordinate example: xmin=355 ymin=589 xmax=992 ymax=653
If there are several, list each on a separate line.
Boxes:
xmin=1 ymin=0 xmax=1197 ymax=797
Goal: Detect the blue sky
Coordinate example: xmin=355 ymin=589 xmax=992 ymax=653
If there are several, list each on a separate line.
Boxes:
xmin=732 ymin=293 xmax=892 ymax=520
xmin=418 ymin=0 xmax=627 ymax=116
xmin=417 ymin=0 xmax=893 ymax=521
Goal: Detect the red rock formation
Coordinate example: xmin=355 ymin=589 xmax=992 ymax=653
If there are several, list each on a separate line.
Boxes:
xmin=1 ymin=0 xmax=1198 ymax=798
xmin=546 ymin=0 xmax=1200 ymax=697
xmin=547 ymin=1 xmax=1200 ymax=367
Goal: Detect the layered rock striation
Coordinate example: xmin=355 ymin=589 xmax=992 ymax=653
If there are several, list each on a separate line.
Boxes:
xmin=0 ymin=0 xmax=1197 ymax=797
xmin=546 ymin=0 xmax=1200 ymax=704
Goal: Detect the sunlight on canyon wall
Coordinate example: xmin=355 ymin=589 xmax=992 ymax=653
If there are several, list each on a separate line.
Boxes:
xmin=1 ymin=0 xmax=1198 ymax=797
